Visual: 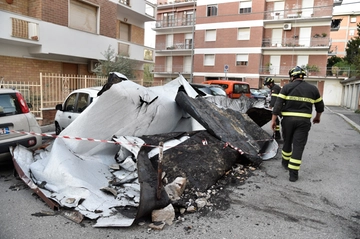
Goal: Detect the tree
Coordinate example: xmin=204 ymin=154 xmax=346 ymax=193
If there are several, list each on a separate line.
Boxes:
xmin=93 ymin=45 xmax=138 ymax=79
xmin=344 ymin=23 xmax=360 ymax=71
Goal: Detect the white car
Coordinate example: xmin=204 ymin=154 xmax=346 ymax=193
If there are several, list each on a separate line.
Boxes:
xmin=54 ymin=87 xmax=102 ymax=135
xmin=0 ymin=89 xmax=42 ymax=163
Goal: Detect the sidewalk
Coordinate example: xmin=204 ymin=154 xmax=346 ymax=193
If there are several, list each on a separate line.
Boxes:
xmin=326 ymin=105 xmax=360 ymax=132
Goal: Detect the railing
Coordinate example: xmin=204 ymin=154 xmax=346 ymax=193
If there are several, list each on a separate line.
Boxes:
xmin=260 ymin=66 xmax=354 ymax=78
xmin=262 ymin=37 xmax=330 ymax=48
xmin=11 ymin=17 xmax=39 ymax=41
xmin=155 ymin=42 xmax=193 ymax=51
xmin=0 ymin=73 xmax=161 ymax=120
xmin=264 ymin=6 xmax=333 ymax=20
xmin=155 ymin=18 xmax=195 ymax=28
xmin=153 ymin=65 xmax=192 ymax=74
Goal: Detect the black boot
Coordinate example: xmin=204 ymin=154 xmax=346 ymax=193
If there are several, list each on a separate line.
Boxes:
xmin=289 ymin=169 xmax=299 ymax=182
xmin=282 ymin=159 xmax=289 ymax=170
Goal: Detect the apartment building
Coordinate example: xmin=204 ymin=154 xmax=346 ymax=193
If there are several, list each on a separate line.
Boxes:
xmin=153 ymin=0 xmax=346 ymax=106
xmin=153 ymin=0 xmax=196 ymax=83
xmin=331 ymin=7 xmax=360 ymax=57
xmin=0 ymin=0 xmax=155 ymax=82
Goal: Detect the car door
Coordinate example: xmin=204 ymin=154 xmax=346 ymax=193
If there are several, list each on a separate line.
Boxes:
xmin=57 ymin=92 xmax=78 ymax=130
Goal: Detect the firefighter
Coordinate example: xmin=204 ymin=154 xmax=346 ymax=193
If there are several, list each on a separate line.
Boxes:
xmin=263 ymin=77 xmax=282 ymax=140
xmin=271 ymin=66 xmax=324 ymax=182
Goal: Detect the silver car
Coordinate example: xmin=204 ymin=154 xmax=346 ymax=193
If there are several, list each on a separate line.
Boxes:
xmin=54 ymin=87 xmax=101 ymax=135
xmin=0 ymin=89 xmax=42 ymax=163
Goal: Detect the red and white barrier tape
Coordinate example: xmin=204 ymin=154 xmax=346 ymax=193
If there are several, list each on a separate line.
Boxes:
xmin=10 ymin=130 xmax=276 ymax=156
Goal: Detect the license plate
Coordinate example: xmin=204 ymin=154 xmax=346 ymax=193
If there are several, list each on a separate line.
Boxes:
xmin=0 ymin=127 xmax=10 ymax=135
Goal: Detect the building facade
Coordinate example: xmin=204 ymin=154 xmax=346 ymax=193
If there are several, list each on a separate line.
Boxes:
xmin=331 ymin=8 xmax=360 ymax=57
xmin=0 ymin=0 xmax=155 ymax=82
xmin=154 ymin=0 xmax=346 ymax=106
xmin=153 ymin=0 xmax=196 ymax=83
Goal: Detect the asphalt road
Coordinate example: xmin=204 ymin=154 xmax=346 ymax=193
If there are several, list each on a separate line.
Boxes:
xmin=0 ymin=106 xmax=359 ymax=239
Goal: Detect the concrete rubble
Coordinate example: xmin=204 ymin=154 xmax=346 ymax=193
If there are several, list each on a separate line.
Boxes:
xmin=11 ymin=74 xmax=278 ymax=228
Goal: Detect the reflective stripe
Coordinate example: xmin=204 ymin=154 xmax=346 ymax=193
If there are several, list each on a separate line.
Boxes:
xmin=275 ymin=126 xmax=280 ymax=130
xmin=288 ymin=164 xmax=300 ymax=170
xmin=278 ymin=94 xmax=323 ymax=104
xmin=282 ymin=150 xmax=291 ymax=160
xmin=282 ymin=150 xmax=292 ymax=156
xmin=272 ymin=93 xmax=279 ymax=97
xmin=314 ymin=97 xmax=322 ymax=103
xmin=281 ymin=112 xmax=312 ymax=118
xmin=278 ymin=93 xmax=286 ymax=99
xmin=289 ymin=158 xmax=302 ymax=165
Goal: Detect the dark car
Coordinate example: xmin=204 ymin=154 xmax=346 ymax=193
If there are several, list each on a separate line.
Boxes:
xmin=190 ymin=83 xmax=227 ymax=97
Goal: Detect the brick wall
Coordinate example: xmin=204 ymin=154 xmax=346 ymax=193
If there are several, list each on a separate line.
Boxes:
xmin=0 ymin=0 xmax=28 ymax=15
xmin=0 ymin=56 xmax=62 ymax=82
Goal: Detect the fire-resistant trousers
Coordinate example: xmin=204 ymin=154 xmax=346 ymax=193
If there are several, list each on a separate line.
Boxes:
xmin=281 ymin=116 xmax=311 ymax=171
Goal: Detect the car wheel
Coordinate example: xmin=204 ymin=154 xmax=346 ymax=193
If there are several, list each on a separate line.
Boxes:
xmin=55 ymin=122 xmax=62 ymax=135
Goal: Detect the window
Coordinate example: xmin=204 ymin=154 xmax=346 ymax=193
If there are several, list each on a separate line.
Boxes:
xmin=119 ymin=22 xmax=130 ymax=41
xmin=207 ymin=5 xmax=218 ymax=16
xmin=69 ymin=0 xmax=98 ymax=34
xmin=238 ymin=28 xmax=250 ymax=40
xmin=349 ymin=29 xmax=355 ymax=36
xmin=239 ymin=1 xmax=252 ymax=14
xmin=163 ymin=13 xmax=175 ymax=27
xmin=236 ymin=54 xmax=248 ymax=66
xmin=204 ymin=54 xmax=215 ymax=66
xmin=205 ymin=29 xmax=216 ymax=41
xmin=144 ymin=49 xmax=153 ymax=61
xmin=350 ymin=17 xmax=356 ymax=23
xmin=183 ymin=11 xmax=195 ymax=26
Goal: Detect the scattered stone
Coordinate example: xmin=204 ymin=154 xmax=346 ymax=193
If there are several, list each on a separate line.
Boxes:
xmin=186 ymin=206 xmax=196 ymax=212
xmin=195 ymin=198 xmax=207 ymax=208
xmin=164 ymin=177 xmax=187 ymax=201
xmin=148 ymin=221 xmax=166 ymax=230
xmin=151 ymin=204 xmax=175 ymax=225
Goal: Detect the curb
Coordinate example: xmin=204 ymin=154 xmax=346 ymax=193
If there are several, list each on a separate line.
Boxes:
xmin=326 ymin=106 xmax=360 ymax=133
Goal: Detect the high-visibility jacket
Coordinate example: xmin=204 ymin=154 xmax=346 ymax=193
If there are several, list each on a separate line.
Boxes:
xmin=273 ymin=79 xmax=324 ymax=118
xmin=270 ymin=84 xmax=281 ymax=108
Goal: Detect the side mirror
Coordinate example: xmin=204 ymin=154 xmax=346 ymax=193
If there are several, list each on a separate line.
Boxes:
xmin=55 ymin=104 xmax=63 ymax=111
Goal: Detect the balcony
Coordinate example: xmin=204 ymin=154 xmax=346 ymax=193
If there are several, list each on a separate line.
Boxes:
xmin=154 ymin=18 xmax=195 ymax=33
xmin=259 ymin=66 xmax=351 ymax=78
xmin=115 ymin=0 xmax=155 ymax=22
xmin=153 ymin=65 xmax=192 ymax=75
xmin=155 ymin=42 xmax=193 ymax=55
xmin=264 ymin=6 xmax=333 ymax=21
xmin=328 ymin=45 xmax=338 ymax=56
xmin=262 ymin=37 xmax=330 ymax=49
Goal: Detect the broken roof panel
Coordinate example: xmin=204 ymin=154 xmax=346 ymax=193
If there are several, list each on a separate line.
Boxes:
xmin=12 ymin=74 xmax=277 ymax=227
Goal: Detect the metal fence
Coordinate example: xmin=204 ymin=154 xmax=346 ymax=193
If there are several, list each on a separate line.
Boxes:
xmin=0 ymin=73 xmax=157 ymax=120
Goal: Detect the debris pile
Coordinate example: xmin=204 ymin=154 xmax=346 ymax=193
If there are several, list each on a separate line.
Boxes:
xmin=11 ymin=74 xmax=277 ymax=228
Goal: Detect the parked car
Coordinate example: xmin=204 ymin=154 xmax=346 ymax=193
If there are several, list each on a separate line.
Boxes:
xmin=0 ymin=89 xmax=42 ymax=163
xmin=250 ymin=88 xmax=267 ymax=100
xmin=202 ymin=80 xmax=251 ymax=98
xmin=259 ymin=88 xmax=271 ymax=102
xmin=54 ymin=86 xmax=102 ymax=135
xmin=190 ymin=83 xmax=227 ymax=97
